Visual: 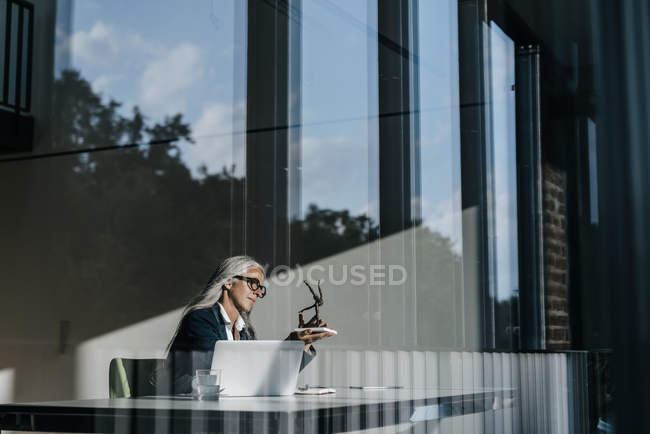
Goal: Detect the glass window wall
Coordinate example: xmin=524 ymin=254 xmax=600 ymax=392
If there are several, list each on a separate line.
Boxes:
xmin=1 ymin=0 xmax=647 ymax=432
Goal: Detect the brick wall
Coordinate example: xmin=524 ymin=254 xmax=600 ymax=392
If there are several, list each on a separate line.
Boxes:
xmin=542 ymin=162 xmax=570 ymax=348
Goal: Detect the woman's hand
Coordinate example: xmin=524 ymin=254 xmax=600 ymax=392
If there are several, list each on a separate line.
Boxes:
xmin=286 ymin=315 xmax=335 ymax=352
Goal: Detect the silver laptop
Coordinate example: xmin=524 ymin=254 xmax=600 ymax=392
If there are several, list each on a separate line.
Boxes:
xmin=210 ymin=340 xmax=304 ymax=396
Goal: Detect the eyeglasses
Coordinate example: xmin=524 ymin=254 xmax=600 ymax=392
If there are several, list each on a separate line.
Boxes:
xmin=233 ymin=275 xmax=267 ymax=298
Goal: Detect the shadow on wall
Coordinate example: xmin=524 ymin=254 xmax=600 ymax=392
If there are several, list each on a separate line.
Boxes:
xmin=0 ymin=369 xmax=15 ymax=404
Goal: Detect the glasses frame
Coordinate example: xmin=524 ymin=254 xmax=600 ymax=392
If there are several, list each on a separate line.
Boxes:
xmin=233 ymin=275 xmax=267 ymax=298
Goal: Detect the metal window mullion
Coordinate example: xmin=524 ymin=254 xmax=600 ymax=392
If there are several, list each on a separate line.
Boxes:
xmin=482 ymin=19 xmax=498 ymax=350
xmin=2 ymin=0 xmax=12 ymax=105
xmin=458 ymin=0 xmax=495 ymax=349
xmin=515 ymin=45 xmax=545 ymax=350
xmin=24 ymin=2 xmax=33 ymax=112
xmin=14 ymin=2 xmax=23 ymax=114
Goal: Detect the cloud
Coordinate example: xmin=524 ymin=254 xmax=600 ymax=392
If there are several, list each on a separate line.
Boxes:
xmin=91 ymin=75 xmax=114 ymax=96
xmin=55 ymin=21 xmax=167 ymax=111
xmin=139 ymin=43 xmax=203 ymax=117
xmin=177 ymin=102 xmax=245 ymax=179
xmin=62 ymin=21 xmax=120 ymax=65
xmin=58 ymin=21 xmax=163 ymax=69
xmin=57 ymin=20 xmax=201 ymax=118
xmin=126 ymin=32 xmax=161 ymax=56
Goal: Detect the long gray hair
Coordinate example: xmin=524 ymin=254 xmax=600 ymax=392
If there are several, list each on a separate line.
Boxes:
xmin=166 ymin=255 xmax=265 ymax=353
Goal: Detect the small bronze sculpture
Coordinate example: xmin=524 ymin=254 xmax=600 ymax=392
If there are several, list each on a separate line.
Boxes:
xmin=298 ymin=280 xmax=324 ymax=327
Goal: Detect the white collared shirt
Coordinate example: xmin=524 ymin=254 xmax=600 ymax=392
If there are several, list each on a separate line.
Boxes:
xmin=216 ymin=302 xmax=246 ymax=340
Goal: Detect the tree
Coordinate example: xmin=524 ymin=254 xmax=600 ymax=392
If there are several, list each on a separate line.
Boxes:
xmin=29 ymin=70 xmax=242 ymax=332
xmin=293 ymin=204 xmax=379 ymax=265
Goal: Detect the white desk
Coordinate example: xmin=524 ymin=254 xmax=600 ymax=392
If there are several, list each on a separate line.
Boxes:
xmin=0 ymin=387 xmax=514 ymax=433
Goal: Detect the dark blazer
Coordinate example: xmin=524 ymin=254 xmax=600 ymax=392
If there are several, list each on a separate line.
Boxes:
xmin=164 ymin=305 xmax=316 ymax=394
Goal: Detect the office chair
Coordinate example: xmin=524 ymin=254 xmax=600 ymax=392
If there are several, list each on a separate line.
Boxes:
xmin=108 ymin=358 xmax=165 ymax=398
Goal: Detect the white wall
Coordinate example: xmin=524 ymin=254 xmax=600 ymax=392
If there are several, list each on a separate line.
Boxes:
xmin=0 ymin=368 xmax=15 ymax=404
xmin=251 ymin=225 xmax=477 ymax=350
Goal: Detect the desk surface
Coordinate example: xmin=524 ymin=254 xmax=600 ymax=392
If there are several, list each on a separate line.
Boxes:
xmin=0 ymin=387 xmax=514 ymax=433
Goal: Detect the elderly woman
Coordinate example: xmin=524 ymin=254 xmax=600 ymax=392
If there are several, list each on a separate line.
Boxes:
xmin=164 ymin=256 xmax=333 ymax=394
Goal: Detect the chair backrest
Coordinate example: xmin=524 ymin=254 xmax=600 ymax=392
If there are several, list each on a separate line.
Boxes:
xmin=109 ymin=358 xmax=165 ymax=398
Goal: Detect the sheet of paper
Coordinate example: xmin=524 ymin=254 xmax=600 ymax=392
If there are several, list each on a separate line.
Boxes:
xmin=295 ymin=387 xmax=336 ymax=395
xmin=293 ymin=327 xmax=338 ymax=335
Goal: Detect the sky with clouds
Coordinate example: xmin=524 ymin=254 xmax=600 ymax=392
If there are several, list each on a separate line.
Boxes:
xmin=54 ymin=0 xmax=478 ymax=259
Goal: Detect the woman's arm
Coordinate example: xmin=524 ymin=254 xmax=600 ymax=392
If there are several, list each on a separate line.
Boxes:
xmin=166 ymin=309 xmax=223 ymax=394
xmin=287 ymin=317 xmax=335 ymax=371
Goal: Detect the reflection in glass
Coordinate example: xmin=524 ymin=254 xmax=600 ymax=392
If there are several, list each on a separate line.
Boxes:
xmin=416 ymin=0 xmax=464 ymax=349
xmin=0 ymin=1 xmax=626 ymax=432
xmin=300 ymin=0 xmax=376 ymax=217
xmin=0 ymin=0 xmax=248 ymax=403
xmin=283 ymin=1 xmax=379 ymax=346
xmin=488 ymin=22 xmax=519 ymax=348
xmin=51 ymin=0 xmax=243 ymax=179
